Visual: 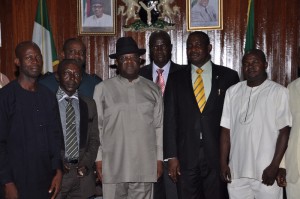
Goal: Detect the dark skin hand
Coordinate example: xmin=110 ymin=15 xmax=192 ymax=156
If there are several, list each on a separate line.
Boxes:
xmin=276 ymin=168 xmax=287 ymax=187
xmin=4 ymin=182 xmax=18 ymax=199
xmin=220 ymin=127 xmax=232 ymax=183
xmin=48 ymin=169 xmax=63 ymax=199
xmin=95 ymin=160 xmax=103 ymax=182
xmin=262 ymin=126 xmax=290 ymax=186
xmin=157 ymin=160 xmax=164 ymax=179
xmin=168 ymin=158 xmax=181 ymax=182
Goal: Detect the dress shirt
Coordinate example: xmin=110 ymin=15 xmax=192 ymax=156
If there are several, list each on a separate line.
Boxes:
xmin=57 ymin=87 xmax=80 ymax=159
xmin=191 ymin=61 xmax=212 ymax=100
xmin=152 ymin=61 xmax=171 ymax=85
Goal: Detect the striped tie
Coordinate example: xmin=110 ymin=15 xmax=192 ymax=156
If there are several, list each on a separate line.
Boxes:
xmin=194 ymin=68 xmax=206 ymax=112
xmin=65 ymin=98 xmax=78 ymax=159
xmin=156 ymin=69 xmax=165 ymax=95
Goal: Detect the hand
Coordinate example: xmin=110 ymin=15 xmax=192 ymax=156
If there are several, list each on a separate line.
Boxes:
xmin=168 ymin=158 xmax=180 ymax=183
xmin=157 ymin=160 xmax=163 ymax=179
xmin=276 ymin=168 xmax=287 ymax=187
xmin=48 ymin=169 xmax=62 ymax=199
xmin=4 ymin=182 xmax=18 ymax=199
xmin=220 ymin=163 xmax=232 ymax=183
xmin=77 ymin=166 xmax=89 ymax=177
xmin=95 ymin=161 xmax=103 ymax=182
xmin=262 ymin=164 xmax=278 ymax=186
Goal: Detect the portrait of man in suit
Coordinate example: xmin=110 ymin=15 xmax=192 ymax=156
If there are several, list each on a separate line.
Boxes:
xmin=190 ymin=0 xmax=218 ymax=27
xmin=55 ymin=59 xmax=100 ymax=199
xmin=140 ymin=30 xmax=184 ymax=199
xmin=164 ymin=31 xmax=239 ymax=199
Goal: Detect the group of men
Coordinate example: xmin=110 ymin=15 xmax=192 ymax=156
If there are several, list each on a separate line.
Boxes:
xmin=0 ymin=30 xmax=300 ymax=199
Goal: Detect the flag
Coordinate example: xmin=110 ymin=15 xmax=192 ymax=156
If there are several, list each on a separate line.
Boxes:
xmin=32 ymin=0 xmax=58 ymax=73
xmin=245 ymin=0 xmax=254 ymax=53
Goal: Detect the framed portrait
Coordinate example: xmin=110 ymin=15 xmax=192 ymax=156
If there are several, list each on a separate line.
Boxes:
xmin=187 ymin=0 xmax=223 ymax=31
xmin=77 ymin=0 xmax=116 ymax=35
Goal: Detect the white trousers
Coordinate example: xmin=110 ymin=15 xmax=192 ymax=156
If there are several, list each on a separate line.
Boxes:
xmin=228 ymin=178 xmax=282 ymax=199
xmin=286 ymin=178 xmax=300 ymax=199
xmin=103 ymin=182 xmax=153 ymax=199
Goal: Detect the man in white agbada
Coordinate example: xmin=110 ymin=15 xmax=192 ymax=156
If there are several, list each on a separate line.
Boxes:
xmin=219 ymin=49 xmax=291 ymax=199
xmin=84 ymin=0 xmax=113 ymax=27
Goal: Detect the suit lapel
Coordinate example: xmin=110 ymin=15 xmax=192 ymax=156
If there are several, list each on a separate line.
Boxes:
xmin=79 ymin=97 xmax=88 ymax=149
xmin=203 ymin=63 xmax=219 ymax=113
xmin=144 ymin=64 xmax=153 ymax=81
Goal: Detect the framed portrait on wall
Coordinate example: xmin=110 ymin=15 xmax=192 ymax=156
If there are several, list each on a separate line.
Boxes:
xmin=77 ymin=0 xmax=116 ymax=35
xmin=187 ymin=0 xmax=223 ymax=31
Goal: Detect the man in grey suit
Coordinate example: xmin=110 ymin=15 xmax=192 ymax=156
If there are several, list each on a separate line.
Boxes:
xmin=140 ymin=30 xmax=184 ymax=199
xmin=93 ymin=37 xmax=163 ymax=199
xmin=55 ymin=59 xmax=100 ymax=199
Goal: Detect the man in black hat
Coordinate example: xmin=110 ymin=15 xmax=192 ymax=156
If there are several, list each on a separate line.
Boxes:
xmin=93 ymin=37 xmax=164 ymax=199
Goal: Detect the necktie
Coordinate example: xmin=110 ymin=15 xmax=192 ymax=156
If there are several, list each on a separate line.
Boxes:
xmin=156 ymin=69 xmax=165 ymax=95
xmin=65 ymin=98 xmax=78 ymax=159
xmin=194 ymin=68 xmax=206 ymax=112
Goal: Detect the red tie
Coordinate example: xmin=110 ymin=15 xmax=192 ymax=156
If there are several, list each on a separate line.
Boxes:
xmin=156 ymin=69 xmax=165 ymax=95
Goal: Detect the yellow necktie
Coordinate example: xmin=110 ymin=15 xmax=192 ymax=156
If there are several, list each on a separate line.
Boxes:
xmin=194 ymin=68 xmax=206 ymax=112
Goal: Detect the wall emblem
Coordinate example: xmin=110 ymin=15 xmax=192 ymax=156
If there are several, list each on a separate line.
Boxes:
xmin=118 ymin=0 xmax=180 ymax=31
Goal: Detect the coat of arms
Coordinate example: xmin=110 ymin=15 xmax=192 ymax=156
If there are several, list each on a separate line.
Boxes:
xmin=118 ymin=0 xmax=180 ymax=31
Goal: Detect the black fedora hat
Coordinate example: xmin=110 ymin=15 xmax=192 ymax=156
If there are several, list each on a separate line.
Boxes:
xmin=109 ymin=37 xmax=146 ymax=59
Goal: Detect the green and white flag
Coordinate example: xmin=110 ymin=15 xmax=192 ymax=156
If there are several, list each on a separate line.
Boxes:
xmin=32 ymin=0 xmax=58 ymax=73
xmin=245 ymin=0 xmax=254 ymax=53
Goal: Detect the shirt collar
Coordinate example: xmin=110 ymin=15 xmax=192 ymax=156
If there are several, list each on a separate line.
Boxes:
xmin=191 ymin=60 xmax=212 ymax=74
xmin=153 ymin=61 xmax=171 ymax=72
xmin=117 ymin=75 xmax=140 ymax=84
xmin=57 ymin=87 xmax=79 ymax=102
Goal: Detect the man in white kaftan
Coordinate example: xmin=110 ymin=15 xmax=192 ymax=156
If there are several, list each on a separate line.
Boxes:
xmin=220 ymin=49 xmax=291 ymax=199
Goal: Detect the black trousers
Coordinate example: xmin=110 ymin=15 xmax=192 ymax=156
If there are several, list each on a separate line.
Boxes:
xmin=153 ymin=161 xmax=178 ymax=199
xmin=177 ymin=147 xmax=228 ymax=199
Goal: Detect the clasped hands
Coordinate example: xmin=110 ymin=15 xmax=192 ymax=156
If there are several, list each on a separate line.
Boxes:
xmin=220 ymin=162 xmax=287 ymax=187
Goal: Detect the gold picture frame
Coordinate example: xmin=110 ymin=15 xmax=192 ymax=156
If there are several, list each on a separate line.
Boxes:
xmin=187 ymin=0 xmax=223 ymax=31
xmin=77 ymin=0 xmax=116 ymax=35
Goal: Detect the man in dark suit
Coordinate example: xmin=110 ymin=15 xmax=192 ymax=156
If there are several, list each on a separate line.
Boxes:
xmin=55 ymin=59 xmax=100 ymax=199
xmin=39 ymin=38 xmax=102 ymax=98
xmin=140 ymin=30 xmax=184 ymax=199
xmin=164 ymin=31 xmax=239 ymax=199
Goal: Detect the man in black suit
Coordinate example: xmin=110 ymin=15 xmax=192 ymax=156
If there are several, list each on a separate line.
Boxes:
xmin=55 ymin=59 xmax=100 ymax=199
xmin=140 ymin=30 xmax=184 ymax=199
xmin=164 ymin=31 xmax=239 ymax=199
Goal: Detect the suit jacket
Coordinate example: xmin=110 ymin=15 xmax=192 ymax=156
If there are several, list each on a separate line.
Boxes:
xmin=164 ymin=62 xmax=239 ymax=171
xmin=60 ymin=95 xmax=100 ymax=197
xmin=139 ymin=61 xmax=185 ymax=83
xmin=286 ymin=78 xmax=300 ymax=183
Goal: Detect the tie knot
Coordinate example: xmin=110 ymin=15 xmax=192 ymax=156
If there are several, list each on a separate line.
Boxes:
xmin=157 ymin=69 xmax=164 ymax=75
xmin=196 ymin=68 xmax=203 ymax=75
xmin=65 ymin=97 xmax=73 ymax=103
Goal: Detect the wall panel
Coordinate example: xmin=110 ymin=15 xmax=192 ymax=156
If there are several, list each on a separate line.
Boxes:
xmin=0 ymin=0 xmax=299 ymax=85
